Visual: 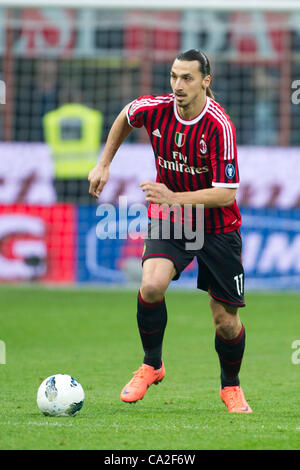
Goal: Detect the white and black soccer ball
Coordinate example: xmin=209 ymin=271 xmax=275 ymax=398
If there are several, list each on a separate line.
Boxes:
xmin=37 ymin=374 xmax=84 ymax=417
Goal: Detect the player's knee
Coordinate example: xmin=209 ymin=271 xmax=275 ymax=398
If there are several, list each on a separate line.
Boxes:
xmin=140 ymin=279 xmax=166 ymax=303
xmin=210 ymin=297 xmax=240 ymax=340
xmin=215 ymin=318 xmax=238 ymax=340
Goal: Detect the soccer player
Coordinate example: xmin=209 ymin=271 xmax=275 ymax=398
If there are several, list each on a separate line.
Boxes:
xmin=88 ymin=49 xmax=252 ymax=413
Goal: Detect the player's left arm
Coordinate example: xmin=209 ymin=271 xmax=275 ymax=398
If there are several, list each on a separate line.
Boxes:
xmin=173 ymin=186 xmax=237 ymax=208
xmin=140 ymin=182 xmax=236 ymax=208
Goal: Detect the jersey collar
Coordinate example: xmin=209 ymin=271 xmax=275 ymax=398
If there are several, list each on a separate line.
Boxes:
xmin=174 ymin=96 xmax=211 ymax=125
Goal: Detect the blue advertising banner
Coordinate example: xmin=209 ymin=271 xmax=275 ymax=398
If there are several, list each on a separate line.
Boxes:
xmin=77 ymin=205 xmax=131 ymax=284
xmin=241 ymin=208 xmax=300 ymax=290
xmin=77 ymin=204 xmax=197 ymax=286
xmin=77 ymin=205 xmax=300 ymax=290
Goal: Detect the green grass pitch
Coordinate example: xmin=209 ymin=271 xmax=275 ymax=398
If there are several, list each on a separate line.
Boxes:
xmin=1 ymin=285 xmax=300 ymax=450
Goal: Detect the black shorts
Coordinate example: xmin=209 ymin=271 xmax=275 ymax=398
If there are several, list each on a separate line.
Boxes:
xmin=142 ymin=218 xmax=245 ymax=308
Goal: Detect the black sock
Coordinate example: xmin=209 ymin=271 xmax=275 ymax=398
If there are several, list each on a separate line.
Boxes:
xmin=215 ymin=325 xmax=245 ymax=388
xmin=137 ymin=290 xmax=167 ymax=370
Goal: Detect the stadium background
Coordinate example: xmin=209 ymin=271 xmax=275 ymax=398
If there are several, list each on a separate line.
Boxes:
xmin=1 ymin=1 xmax=300 ymax=291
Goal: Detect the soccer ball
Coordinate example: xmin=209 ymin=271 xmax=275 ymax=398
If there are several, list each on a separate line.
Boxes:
xmin=37 ymin=374 xmax=84 ymax=417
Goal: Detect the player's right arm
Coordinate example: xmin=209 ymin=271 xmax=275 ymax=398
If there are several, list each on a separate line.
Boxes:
xmin=88 ymin=104 xmax=133 ymax=198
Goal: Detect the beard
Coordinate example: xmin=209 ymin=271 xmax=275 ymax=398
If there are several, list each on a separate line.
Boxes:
xmin=176 ymin=96 xmax=189 ymax=108
xmin=177 ymin=102 xmax=189 ymax=109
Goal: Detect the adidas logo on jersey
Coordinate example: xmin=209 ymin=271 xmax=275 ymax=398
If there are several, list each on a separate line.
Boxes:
xmin=152 ymin=129 xmax=161 ymax=138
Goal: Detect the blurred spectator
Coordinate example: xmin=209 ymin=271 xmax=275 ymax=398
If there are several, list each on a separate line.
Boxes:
xmin=35 ymin=60 xmax=59 ymax=141
xmin=252 ymin=67 xmax=278 ymax=145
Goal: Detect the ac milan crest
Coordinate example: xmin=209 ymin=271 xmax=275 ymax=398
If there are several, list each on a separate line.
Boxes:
xmin=199 ymin=138 xmax=207 ymax=155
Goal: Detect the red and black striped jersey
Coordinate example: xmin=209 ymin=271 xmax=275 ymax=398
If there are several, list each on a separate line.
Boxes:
xmin=126 ymin=93 xmax=241 ymax=233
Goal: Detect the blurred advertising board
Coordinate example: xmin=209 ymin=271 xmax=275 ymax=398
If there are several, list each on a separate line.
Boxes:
xmin=0 ymin=143 xmax=300 ymax=289
xmin=2 ymin=143 xmax=300 ymax=209
xmin=0 ymin=204 xmax=300 ymax=290
xmin=241 ymin=208 xmax=300 ymax=290
xmin=0 ymin=143 xmax=56 ymax=204
xmin=76 ymin=205 xmax=197 ymax=286
xmin=0 ymin=204 xmax=76 ymax=283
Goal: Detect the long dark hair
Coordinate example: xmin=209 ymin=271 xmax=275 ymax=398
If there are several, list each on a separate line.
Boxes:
xmin=176 ymin=49 xmax=214 ymax=99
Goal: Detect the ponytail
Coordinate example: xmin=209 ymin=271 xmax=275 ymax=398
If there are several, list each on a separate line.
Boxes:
xmin=206 ymin=86 xmax=215 ymax=100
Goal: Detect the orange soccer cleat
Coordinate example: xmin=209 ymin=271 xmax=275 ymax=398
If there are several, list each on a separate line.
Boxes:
xmin=120 ymin=362 xmax=165 ymax=403
xmin=220 ymin=386 xmax=253 ymax=413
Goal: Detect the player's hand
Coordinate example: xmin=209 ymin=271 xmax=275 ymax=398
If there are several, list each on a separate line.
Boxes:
xmin=88 ymin=164 xmax=110 ymax=198
xmin=140 ymin=181 xmax=177 ymax=205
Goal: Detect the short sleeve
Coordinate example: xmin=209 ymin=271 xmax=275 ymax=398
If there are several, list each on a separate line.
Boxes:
xmin=126 ymin=96 xmax=152 ymax=129
xmin=209 ymin=121 xmax=240 ymax=188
